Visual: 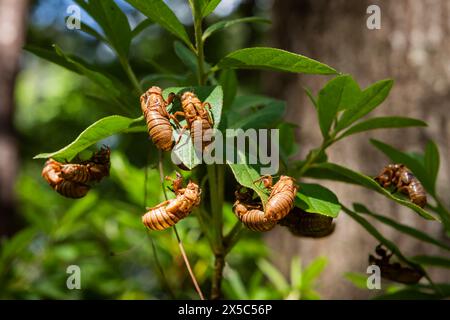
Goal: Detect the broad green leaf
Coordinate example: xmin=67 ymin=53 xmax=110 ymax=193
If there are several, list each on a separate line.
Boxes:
xmin=257 ymin=259 xmax=290 ymax=293
xmin=278 ymin=122 xmax=299 ymax=161
xmin=228 ymin=101 xmax=286 ymax=130
xmin=201 ymin=0 xmax=221 ymax=16
xmin=302 ymin=257 xmax=327 ymax=289
xmin=424 ymin=140 xmax=440 ymax=192
xmin=218 ymin=69 xmax=237 ymax=110
xmin=353 ymin=203 xmax=450 ymax=251
xmin=174 ymin=41 xmax=198 ymax=75
xmin=86 ymin=0 xmax=132 ymax=57
xmin=370 ymin=139 xmax=433 ymax=194
xmin=227 ymin=162 xmax=269 ymax=205
xmin=216 ymin=47 xmax=337 ymax=75
xmin=125 ymin=0 xmax=192 ymax=48
xmin=410 ymin=255 xmax=450 ymax=269
xmin=295 ymin=183 xmax=340 ymax=218
xmin=335 ymin=79 xmax=393 ymax=132
xmin=339 ymin=117 xmax=427 ymax=139
xmin=317 ymin=75 xmax=357 ymax=138
xmin=309 ymin=163 xmax=436 ymax=220
xmin=131 ymin=19 xmax=153 ymax=38
xmin=342 ymin=206 xmax=425 ymax=272
xmin=163 ymin=86 xmax=223 ymax=170
xmin=203 ymin=17 xmax=270 ymax=41
xmin=33 ymin=115 xmax=142 ymax=161
xmin=230 ymin=94 xmax=279 ymax=111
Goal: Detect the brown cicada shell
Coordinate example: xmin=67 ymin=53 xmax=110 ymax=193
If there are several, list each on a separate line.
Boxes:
xmin=256 ymin=175 xmax=298 ymax=222
xmin=233 ymin=187 xmax=276 ymax=232
xmin=60 ymin=146 xmax=110 ymax=183
xmin=175 ymin=91 xmax=214 ymax=150
xmin=369 ymin=244 xmax=424 ymax=285
xmin=375 ymin=164 xmax=427 ymax=208
xmin=142 ymin=173 xmax=201 ymax=231
xmin=279 ymin=207 xmax=335 ymax=238
xmin=42 ymin=159 xmax=90 ymax=199
xmin=140 ymin=86 xmax=178 ymax=151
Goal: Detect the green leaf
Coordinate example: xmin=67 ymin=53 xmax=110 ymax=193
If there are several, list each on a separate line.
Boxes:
xmin=344 ymin=272 xmax=369 ymax=290
xmin=33 ymin=115 xmax=142 ymax=161
xmin=24 ymin=45 xmax=82 ymax=74
xmin=302 ymin=257 xmax=327 ymax=289
xmin=424 ymin=140 xmax=440 ymax=192
xmin=227 ymin=162 xmax=269 ymax=205
xmin=164 ymin=86 xmax=223 ymax=170
xmin=278 ymin=122 xmax=299 ymax=160
xmin=309 ymin=163 xmax=436 ymax=220
xmin=203 ymin=17 xmax=270 ymax=41
xmin=317 ymin=75 xmax=358 ymax=138
xmin=224 ymin=267 xmax=249 ymax=299
xmin=131 ymin=19 xmax=153 ymax=38
xmin=201 ymin=0 xmax=221 ymax=16
xmin=216 ymin=47 xmax=337 ymax=75
xmin=174 ymin=41 xmax=198 ymax=75
xmin=228 ymin=101 xmax=285 ymax=130
xmin=218 ymin=69 xmax=237 ymax=110
xmin=290 ymin=256 xmax=302 ymax=289
xmin=353 ymin=203 xmax=450 ymax=251
xmin=335 ymin=79 xmax=393 ymax=132
xmin=125 ymin=0 xmax=192 ymax=48
xmin=339 ymin=117 xmax=427 ymax=139
xmin=257 ymin=259 xmax=290 ymax=293
xmin=374 ymin=288 xmax=439 ymax=300
xmin=79 ymin=22 xmax=108 ymax=43
xmin=410 ymin=255 xmax=450 ymax=269
xmin=370 ymin=139 xmax=433 ymax=194
xmin=295 ymin=183 xmax=340 ymax=218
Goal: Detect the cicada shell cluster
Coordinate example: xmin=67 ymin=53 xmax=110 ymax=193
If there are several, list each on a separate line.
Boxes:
xmin=278 ymin=207 xmax=335 ymax=238
xmin=140 ymin=86 xmax=178 ymax=151
xmin=375 ymin=164 xmax=427 ymax=208
xmin=369 ymin=244 xmax=424 ymax=284
xmin=232 ymin=175 xmax=298 ymax=232
xmin=176 ymin=91 xmax=214 ymax=151
xmin=41 ymin=147 xmax=110 ymax=199
xmin=233 ymin=187 xmax=276 ymax=232
xmin=142 ymin=173 xmax=201 ymax=231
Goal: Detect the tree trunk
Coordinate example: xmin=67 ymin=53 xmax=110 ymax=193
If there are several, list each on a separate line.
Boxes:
xmin=0 ymin=0 xmax=29 ymax=237
xmin=266 ymin=0 xmax=450 ymax=298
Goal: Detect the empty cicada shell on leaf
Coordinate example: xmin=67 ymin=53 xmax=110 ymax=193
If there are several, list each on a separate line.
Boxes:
xmin=142 ymin=173 xmax=201 ymax=231
xmin=255 ymin=175 xmax=298 ymax=222
xmin=175 ymin=91 xmax=214 ymax=151
xmin=279 ymin=207 xmax=335 ymax=238
xmin=375 ymin=164 xmax=427 ymax=208
xmin=233 ymin=186 xmax=276 ymax=232
xmin=140 ymin=86 xmax=179 ymax=151
xmin=369 ymin=244 xmax=424 ymax=284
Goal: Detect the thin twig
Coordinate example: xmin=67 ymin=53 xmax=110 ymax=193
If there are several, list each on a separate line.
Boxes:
xmin=158 ymin=150 xmax=205 ymax=300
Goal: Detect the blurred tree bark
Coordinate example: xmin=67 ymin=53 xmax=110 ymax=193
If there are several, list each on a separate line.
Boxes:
xmin=266 ymin=0 xmax=450 ymax=298
xmin=0 ymin=0 xmax=29 ymax=237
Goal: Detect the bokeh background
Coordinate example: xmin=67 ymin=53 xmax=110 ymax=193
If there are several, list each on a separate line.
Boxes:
xmin=0 ymin=0 xmax=449 ymax=299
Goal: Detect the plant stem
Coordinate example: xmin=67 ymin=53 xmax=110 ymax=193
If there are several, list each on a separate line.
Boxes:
xmin=158 ymin=150 xmax=205 ymax=300
xmin=120 ymin=57 xmax=142 ymax=94
xmin=192 ymin=3 xmax=206 ymax=85
xmin=211 ymin=252 xmax=225 ymax=300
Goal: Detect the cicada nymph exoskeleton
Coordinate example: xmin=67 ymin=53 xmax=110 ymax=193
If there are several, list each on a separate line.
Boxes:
xmin=42 ymin=159 xmax=90 ymax=199
xmin=369 ymin=244 xmax=424 ymax=284
xmin=375 ymin=164 xmax=427 ymax=208
xmin=142 ymin=172 xmax=201 ymax=231
xmin=279 ymin=207 xmax=335 ymax=238
xmin=140 ymin=86 xmax=179 ymax=151
xmin=255 ymin=175 xmax=298 ymax=222
xmin=175 ymin=91 xmax=214 ymax=151
xmin=233 ymin=186 xmax=276 ymax=232
xmin=41 ymin=147 xmax=110 ymax=199
xmin=60 ymin=146 xmax=111 ymax=183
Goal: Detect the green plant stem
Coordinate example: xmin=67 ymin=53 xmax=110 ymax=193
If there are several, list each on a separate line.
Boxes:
xmin=120 ymin=57 xmax=142 ymax=94
xmin=158 ymin=150 xmax=205 ymax=300
xmin=192 ymin=3 xmax=206 ymax=85
xmin=296 ymin=137 xmax=334 ymax=177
